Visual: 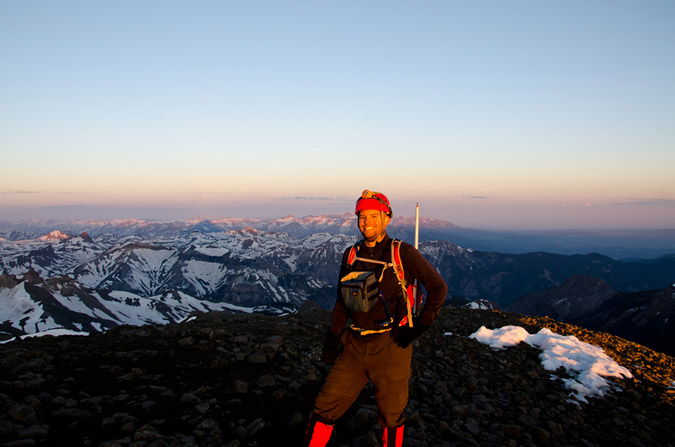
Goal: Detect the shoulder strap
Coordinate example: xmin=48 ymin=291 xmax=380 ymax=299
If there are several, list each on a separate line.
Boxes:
xmin=348 ymin=241 xmax=390 ymax=270
xmin=348 ymin=239 xmax=406 ymax=282
xmin=347 ymin=243 xmax=358 ymax=267
xmin=391 ymin=239 xmax=414 ymax=328
xmin=390 ymin=239 xmax=405 ymax=284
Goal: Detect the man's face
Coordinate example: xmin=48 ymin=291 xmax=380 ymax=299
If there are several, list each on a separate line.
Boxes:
xmin=358 ymin=209 xmax=390 ymax=245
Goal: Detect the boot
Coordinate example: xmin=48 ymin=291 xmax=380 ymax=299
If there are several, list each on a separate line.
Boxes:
xmin=302 ymin=412 xmax=334 ymax=447
xmin=382 ymin=424 xmax=404 ymax=447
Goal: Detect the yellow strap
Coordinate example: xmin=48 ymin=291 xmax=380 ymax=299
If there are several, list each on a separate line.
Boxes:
xmin=349 ymin=324 xmax=392 ymax=336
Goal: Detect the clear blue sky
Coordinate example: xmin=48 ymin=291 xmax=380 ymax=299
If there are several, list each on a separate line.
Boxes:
xmin=1 ymin=0 xmax=674 ymax=229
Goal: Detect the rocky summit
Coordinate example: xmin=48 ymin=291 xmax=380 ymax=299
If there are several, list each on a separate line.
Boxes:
xmin=1 ymin=307 xmax=674 ymax=447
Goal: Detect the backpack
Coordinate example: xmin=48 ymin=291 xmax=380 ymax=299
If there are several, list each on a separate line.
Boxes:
xmin=346 ymin=239 xmax=419 ymax=327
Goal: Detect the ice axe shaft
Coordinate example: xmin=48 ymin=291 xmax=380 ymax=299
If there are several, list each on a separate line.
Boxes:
xmin=412 ymin=203 xmax=420 ymax=315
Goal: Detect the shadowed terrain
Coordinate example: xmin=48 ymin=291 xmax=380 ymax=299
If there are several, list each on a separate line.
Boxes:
xmin=1 ymin=307 xmax=674 ymax=447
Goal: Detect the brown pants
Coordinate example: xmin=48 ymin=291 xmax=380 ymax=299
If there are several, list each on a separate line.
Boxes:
xmin=313 ymin=331 xmax=413 ymax=428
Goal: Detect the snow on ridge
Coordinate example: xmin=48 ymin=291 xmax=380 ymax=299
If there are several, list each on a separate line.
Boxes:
xmin=0 ymin=283 xmax=257 ymax=338
xmin=468 ymin=325 xmax=633 ymax=403
xmin=181 ymin=260 xmax=228 ymax=295
xmin=465 ymin=300 xmax=494 ymax=310
xmin=300 ymin=232 xmax=341 ymax=246
xmin=0 ymin=283 xmax=37 ymax=322
xmin=221 ymin=303 xmax=254 ymax=313
xmin=132 ymin=248 xmax=175 ymax=269
xmin=194 ymin=246 xmax=230 ymax=257
xmin=1 ymin=328 xmax=88 ymax=344
xmin=102 ymin=290 xmax=233 ymax=325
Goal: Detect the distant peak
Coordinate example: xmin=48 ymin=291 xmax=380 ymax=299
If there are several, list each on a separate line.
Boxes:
xmin=39 ymin=230 xmax=70 ymax=241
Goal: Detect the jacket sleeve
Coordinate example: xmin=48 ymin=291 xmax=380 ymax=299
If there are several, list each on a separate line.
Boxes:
xmin=328 ymin=248 xmax=351 ymax=336
xmin=402 ymin=245 xmax=448 ymax=328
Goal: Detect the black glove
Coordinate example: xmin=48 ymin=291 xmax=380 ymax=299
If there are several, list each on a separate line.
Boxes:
xmin=393 ymin=318 xmax=429 ymax=348
xmin=321 ymin=332 xmax=341 ymax=365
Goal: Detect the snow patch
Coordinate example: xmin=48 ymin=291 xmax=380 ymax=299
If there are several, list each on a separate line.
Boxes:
xmin=194 ymin=246 xmax=229 ymax=257
xmin=1 ymin=328 xmax=88 ymax=344
xmin=468 ymin=325 xmax=633 ymax=402
xmin=222 ymin=303 xmax=255 ymax=313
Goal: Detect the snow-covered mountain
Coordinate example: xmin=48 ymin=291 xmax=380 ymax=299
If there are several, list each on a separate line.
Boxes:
xmin=0 ymin=226 xmax=360 ymax=338
xmin=0 ymin=227 xmax=355 ymax=323
xmin=70 ymin=229 xmax=349 ymax=306
xmin=2 ymin=217 xmax=675 ymax=356
xmin=0 ymin=271 xmax=238 ymax=336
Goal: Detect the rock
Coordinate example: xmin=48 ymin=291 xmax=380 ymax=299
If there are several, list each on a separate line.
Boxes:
xmin=50 ymin=408 xmax=94 ymax=421
xmin=178 ymin=337 xmax=195 ymax=347
xmin=233 ymin=335 xmax=249 ymax=344
xmin=8 ymin=404 xmax=37 ymax=425
xmin=286 ymin=412 xmax=303 ymax=427
xmin=246 ymin=418 xmax=266 ymax=436
xmin=233 ymin=381 xmax=248 ymax=393
xmin=256 ymin=375 xmax=276 ymax=388
xmin=195 ymin=403 xmax=210 ymax=415
xmin=346 ymin=408 xmax=376 ymax=431
xmin=248 ymin=350 xmax=267 ymax=364
xmin=181 ymin=393 xmax=200 ymax=405
xmin=0 ymin=419 xmax=18 ymax=438
xmin=0 ymin=308 xmax=673 ymax=447
xmin=464 ymin=418 xmax=481 ymax=435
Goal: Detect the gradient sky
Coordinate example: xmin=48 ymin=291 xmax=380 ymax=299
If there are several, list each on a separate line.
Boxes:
xmin=1 ymin=1 xmax=673 ymax=229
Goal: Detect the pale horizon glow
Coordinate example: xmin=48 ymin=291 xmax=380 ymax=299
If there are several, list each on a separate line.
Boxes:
xmin=1 ymin=1 xmax=674 ymax=230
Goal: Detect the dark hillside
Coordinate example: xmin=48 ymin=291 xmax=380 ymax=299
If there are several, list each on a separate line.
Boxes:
xmin=434 ymin=247 xmax=675 ymax=306
xmin=577 ymin=285 xmax=675 ymax=357
xmin=1 ymin=308 xmax=673 ymax=447
xmin=507 ymin=280 xmax=675 ymax=356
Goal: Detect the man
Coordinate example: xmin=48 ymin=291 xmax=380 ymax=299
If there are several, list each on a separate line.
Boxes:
xmin=303 ymin=190 xmax=448 ymax=447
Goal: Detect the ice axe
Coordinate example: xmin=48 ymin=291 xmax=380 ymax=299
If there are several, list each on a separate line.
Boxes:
xmin=412 ymin=203 xmax=422 ymax=315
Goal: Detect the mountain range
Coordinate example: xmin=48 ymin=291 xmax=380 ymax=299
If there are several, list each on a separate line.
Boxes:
xmin=1 ymin=215 xmax=674 ymax=355
xmin=3 ymin=214 xmax=675 ymax=259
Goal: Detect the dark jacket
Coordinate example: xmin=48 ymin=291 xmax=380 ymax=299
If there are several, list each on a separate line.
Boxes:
xmin=329 ymin=234 xmax=448 ymax=337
